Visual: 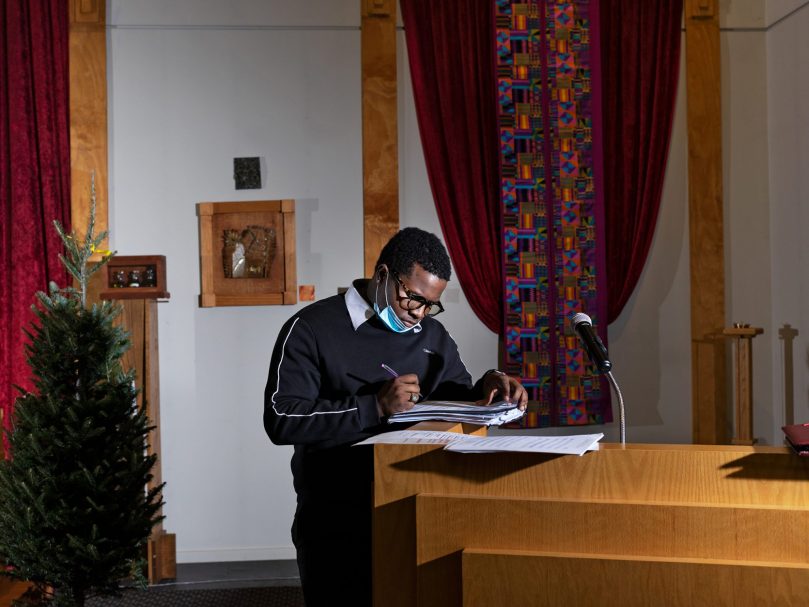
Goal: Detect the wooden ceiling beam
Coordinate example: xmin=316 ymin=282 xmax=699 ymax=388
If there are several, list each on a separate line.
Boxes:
xmin=361 ymin=0 xmax=399 ymax=277
xmin=68 ymin=0 xmax=108 ymax=246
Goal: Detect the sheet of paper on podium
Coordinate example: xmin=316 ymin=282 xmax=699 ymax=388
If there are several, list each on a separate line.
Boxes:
xmin=386 ymin=400 xmax=525 ymax=426
xmin=443 ymin=433 xmax=604 ymax=456
xmin=355 ymin=430 xmax=603 ymax=456
xmin=354 ymin=430 xmax=479 ymax=446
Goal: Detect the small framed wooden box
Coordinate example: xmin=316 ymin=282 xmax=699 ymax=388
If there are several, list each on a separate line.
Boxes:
xmin=196 ymin=199 xmax=297 ymax=307
xmin=100 ymin=255 xmax=169 ymax=300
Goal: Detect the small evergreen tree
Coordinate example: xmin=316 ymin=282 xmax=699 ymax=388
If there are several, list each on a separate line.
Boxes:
xmin=0 ymin=189 xmax=164 ymax=606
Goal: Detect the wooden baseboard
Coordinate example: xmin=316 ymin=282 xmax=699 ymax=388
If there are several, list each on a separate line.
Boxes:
xmin=148 ymin=532 xmax=177 ymax=584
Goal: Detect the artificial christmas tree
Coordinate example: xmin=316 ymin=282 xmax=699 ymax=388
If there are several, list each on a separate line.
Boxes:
xmin=0 ymin=194 xmax=164 ymax=607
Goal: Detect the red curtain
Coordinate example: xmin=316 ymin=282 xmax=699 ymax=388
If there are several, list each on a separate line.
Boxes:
xmin=600 ymin=0 xmax=683 ymax=323
xmin=0 ymin=0 xmax=71 ymax=427
xmin=400 ymin=0 xmax=502 ymax=334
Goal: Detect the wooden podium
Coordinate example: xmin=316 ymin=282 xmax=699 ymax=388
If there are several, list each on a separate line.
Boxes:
xmin=114 ymin=298 xmax=176 ymax=583
xmin=373 ymin=426 xmax=809 ymax=606
xmin=97 ymin=258 xmax=175 ymax=583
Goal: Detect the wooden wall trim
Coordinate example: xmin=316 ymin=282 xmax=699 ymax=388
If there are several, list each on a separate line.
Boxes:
xmin=361 ymin=0 xmax=399 ymax=277
xmin=69 ymin=0 xmax=108 ymax=245
xmin=684 ymin=0 xmax=727 ymax=444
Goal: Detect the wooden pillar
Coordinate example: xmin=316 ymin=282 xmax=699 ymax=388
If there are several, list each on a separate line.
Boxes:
xmin=723 ymin=324 xmax=763 ymax=445
xmin=69 ymin=0 xmax=177 ymax=583
xmin=68 ymin=0 xmax=109 ymax=246
xmin=684 ymin=0 xmax=727 ymax=444
xmin=361 ymin=0 xmax=399 ymax=277
xmin=779 ymin=324 xmax=798 ymax=427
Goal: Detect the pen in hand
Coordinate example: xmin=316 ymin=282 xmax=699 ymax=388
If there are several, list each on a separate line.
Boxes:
xmin=380 ymin=363 xmax=399 ymax=378
xmin=380 ymin=363 xmax=422 ymax=404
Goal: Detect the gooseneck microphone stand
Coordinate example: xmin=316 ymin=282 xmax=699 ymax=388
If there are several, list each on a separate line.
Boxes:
xmin=569 ymin=313 xmax=625 ymax=445
xmin=605 ymin=371 xmax=626 ymax=445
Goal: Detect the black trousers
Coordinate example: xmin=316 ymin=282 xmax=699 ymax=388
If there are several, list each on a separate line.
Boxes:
xmin=292 ymin=499 xmax=372 ymax=607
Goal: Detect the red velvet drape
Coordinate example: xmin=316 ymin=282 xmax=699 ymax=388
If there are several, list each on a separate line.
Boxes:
xmin=601 ymin=0 xmax=683 ymax=323
xmin=400 ymin=0 xmax=502 ymax=334
xmin=0 ymin=0 xmax=71 ymax=427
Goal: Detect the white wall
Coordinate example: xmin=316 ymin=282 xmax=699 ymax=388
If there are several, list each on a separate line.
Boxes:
xmin=107 ymin=0 xmax=805 ymax=562
xmin=108 ymin=0 xmax=364 ymax=563
xmin=107 ymin=0 xmax=498 ymax=563
xmin=723 ymin=27 xmax=774 ymax=441
xmin=767 ymin=3 xmax=809 ymax=434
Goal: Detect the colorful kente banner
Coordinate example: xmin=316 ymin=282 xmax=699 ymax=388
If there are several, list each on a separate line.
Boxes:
xmin=496 ymin=0 xmax=611 ymax=427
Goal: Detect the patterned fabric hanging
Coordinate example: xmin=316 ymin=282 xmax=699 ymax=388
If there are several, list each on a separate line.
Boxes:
xmin=496 ymin=0 xmax=611 ymax=427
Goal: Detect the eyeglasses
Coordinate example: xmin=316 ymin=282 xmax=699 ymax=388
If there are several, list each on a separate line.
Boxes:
xmin=393 ymin=275 xmax=445 ymax=317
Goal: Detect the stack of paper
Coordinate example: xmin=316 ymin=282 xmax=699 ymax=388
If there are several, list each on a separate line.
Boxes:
xmin=387 ymin=400 xmax=525 ymax=426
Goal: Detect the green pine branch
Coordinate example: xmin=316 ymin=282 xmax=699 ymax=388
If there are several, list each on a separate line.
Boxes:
xmin=52 ymin=174 xmax=115 ymax=307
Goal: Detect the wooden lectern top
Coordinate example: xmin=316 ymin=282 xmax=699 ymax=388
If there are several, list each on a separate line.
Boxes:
xmin=373 ymin=433 xmax=809 ymax=606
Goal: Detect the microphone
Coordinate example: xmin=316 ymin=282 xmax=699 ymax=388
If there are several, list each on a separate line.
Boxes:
xmin=570 ymin=313 xmax=612 ymax=374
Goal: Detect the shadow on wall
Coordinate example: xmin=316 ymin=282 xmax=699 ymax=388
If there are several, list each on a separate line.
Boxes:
xmin=607 ymin=210 xmax=688 ymax=428
xmin=293 ymin=198 xmax=322 ymax=286
xmin=609 ymin=300 xmax=664 ymax=428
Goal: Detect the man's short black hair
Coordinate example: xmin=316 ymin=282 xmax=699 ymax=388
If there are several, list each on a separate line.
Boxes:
xmin=375 ymin=227 xmax=452 ymax=281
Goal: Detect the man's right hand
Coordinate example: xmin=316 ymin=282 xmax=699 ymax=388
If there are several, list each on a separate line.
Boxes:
xmin=376 ymin=373 xmax=421 ymax=418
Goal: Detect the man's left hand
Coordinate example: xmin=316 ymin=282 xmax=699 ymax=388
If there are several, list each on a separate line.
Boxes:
xmin=480 ymin=371 xmax=528 ymax=410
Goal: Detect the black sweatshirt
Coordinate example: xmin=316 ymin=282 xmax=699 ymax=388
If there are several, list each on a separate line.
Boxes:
xmin=263 ymin=280 xmax=484 ymax=503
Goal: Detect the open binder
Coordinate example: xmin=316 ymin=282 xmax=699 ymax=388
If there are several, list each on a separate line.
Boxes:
xmin=782 ymin=423 xmax=809 ymax=456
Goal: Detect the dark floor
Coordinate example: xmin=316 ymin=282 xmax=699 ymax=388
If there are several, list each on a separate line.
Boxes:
xmin=83 ymin=560 xmax=303 ymax=606
xmin=155 ymin=560 xmax=301 ymax=591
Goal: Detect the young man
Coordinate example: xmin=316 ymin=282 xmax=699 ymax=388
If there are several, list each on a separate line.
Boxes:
xmin=264 ymin=227 xmax=526 ymax=606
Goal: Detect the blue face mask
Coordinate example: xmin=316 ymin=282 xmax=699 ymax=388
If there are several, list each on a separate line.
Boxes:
xmin=374 ymin=274 xmax=419 ymax=333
